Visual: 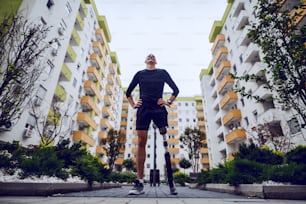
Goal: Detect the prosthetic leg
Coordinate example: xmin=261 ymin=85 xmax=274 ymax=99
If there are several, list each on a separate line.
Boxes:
xmin=160 ymin=127 xmax=178 ymax=195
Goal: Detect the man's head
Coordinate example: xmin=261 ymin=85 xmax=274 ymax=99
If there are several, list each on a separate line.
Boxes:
xmin=145 ymin=54 xmax=157 ymax=65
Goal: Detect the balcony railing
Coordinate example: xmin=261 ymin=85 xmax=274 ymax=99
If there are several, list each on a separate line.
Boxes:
xmin=73 ymin=131 xmax=95 ymax=147
xmin=222 ymin=109 xmax=242 ymax=125
xmin=225 ymin=128 xmax=246 ymax=144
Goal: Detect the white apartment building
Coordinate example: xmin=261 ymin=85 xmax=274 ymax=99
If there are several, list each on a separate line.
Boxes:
xmin=122 ymin=93 xmax=208 ymax=180
xmin=200 ymin=0 xmax=306 ymax=168
xmin=0 ymin=0 xmax=123 ymax=163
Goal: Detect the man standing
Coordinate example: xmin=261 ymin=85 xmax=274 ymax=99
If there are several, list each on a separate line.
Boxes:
xmin=126 ymin=54 xmax=179 ymax=195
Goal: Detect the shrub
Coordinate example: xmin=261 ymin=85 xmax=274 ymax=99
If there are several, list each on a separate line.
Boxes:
xmin=286 ymin=145 xmax=306 ymax=164
xmin=173 ymin=171 xmax=190 ymax=186
xmin=107 ymin=171 xmax=136 ymax=183
xmin=196 ymin=170 xmax=211 ymax=185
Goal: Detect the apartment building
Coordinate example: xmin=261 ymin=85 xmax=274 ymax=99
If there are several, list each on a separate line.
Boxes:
xmin=200 ymin=0 xmax=306 ymax=168
xmin=122 ymin=92 xmax=208 ymax=179
xmin=0 ymin=0 xmax=124 ymax=163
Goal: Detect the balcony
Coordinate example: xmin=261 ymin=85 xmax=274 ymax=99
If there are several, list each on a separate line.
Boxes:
xmin=109 ymin=63 xmax=116 ymax=75
xmin=59 ymin=63 xmax=72 ymax=81
xmin=217 ymin=75 xmax=234 ymax=94
xmin=234 ymin=10 xmax=249 ymax=30
xmin=213 ymin=47 xmax=228 ymax=68
xmin=168 ymin=129 xmax=179 ymax=135
xmin=75 ymin=13 xmax=84 ymax=30
xmin=171 ymin=158 xmax=179 ymax=164
xmin=92 ymin=41 xmax=103 ymax=57
xmin=244 ymin=43 xmax=260 ymax=64
xmin=115 ymin=157 xmax=124 ymax=165
xmin=131 ymin=147 xmax=138 ymax=154
xmin=107 ymin=74 xmax=115 ymax=85
xmin=237 ymin=25 xmax=251 ymax=46
xmin=104 ymin=95 xmax=112 ymax=106
xmin=120 ymin=121 xmax=127 ymax=126
xmin=65 ymin=45 xmax=76 ymax=63
xmin=222 ymin=109 xmax=242 ymax=126
xmin=77 ymin=112 xmax=97 ymax=130
xmin=168 ymin=112 xmax=178 ymax=118
xmin=200 ymin=148 xmax=208 ymax=154
xmin=84 ymin=80 xmax=102 ymax=102
xmin=73 ymin=131 xmax=95 ymax=147
xmin=80 ymin=96 xmax=99 ymax=115
xmin=96 ymin=146 xmax=106 ymax=155
xmin=196 ymin=104 xmax=203 ymax=111
xmin=196 ymin=112 xmax=205 ymax=119
xmin=219 ymin=91 xmax=238 ymax=110
xmin=121 ymin=112 xmax=128 ymax=118
xmin=87 ymin=66 xmax=103 ymax=88
xmin=168 ymin=148 xmax=179 ymax=154
xmin=70 ymin=28 xmax=80 ymax=46
xmin=132 ymin=137 xmax=138 ymax=144
xmin=47 ymin=109 xmax=61 ymax=125
xmin=102 ymin=106 xmax=112 ymax=118
xmin=232 ymin=2 xmax=245 ymax=17
xmin=201 ymin=158 xmax=209 ymax=164
xmin=211 ymin=34 xmax=225 ymax=55
xmin=95 ymin=29 xmax=106 ymax=45
xmin=100 ymin=118 xmax=112 ymax=129
xmin=215 ymin=60 xmax=231 ymax=80
xmin=54 ymin=84 xmax=67 ymax=102
xmin=79 ymin=0 xmax=88 ymax=17
xmin=225 ymin=128 xmax=246 ymax=144
xmin=253 ymin=84 xmax=273 ymax=100
xmin=290 ymin=5 xmax=306 ymax=25
xmin=168 ymin=121 xmax=178 ymax=126
xmin=167 ymin=138 xmax=179 ymax=145
xmin=197 ymin=121 xmax=205 ymax=127
xmin=98 ymin=131 xmax=107 ymax=140
xmin=90 ymin=53 xmax=103 ymax=70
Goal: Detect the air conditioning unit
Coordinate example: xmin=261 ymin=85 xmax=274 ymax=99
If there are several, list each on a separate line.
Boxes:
xmin=23 ymin=127 xmax=33 ymax=138
xmin=58 ymin=27 xmax=64 ymax=35
xmin=52 ymin=48 xmax=58 ymax=56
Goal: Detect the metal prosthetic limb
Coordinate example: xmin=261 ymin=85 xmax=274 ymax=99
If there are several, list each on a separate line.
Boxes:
xmin=159 ymin=127 xmax=178 ymax=195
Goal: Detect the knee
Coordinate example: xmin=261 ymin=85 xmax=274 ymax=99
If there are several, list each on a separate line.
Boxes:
xmin=159 ymin=127 xmax=167 ymax=135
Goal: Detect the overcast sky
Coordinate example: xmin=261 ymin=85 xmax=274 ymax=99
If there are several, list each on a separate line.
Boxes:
xmin=95 ymin=0 xmax=227 ymax=97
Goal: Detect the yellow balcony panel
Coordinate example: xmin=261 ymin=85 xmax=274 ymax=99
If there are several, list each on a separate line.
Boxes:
xmin=96 ymin=146 xmax=106 ymax=154
xmin=119 ymin=147 xmax=125 ymax=154
xmin=102 ymin=106 xmax=111 ymax=117
xmin=105 ymin=84 xmax=113 ymax=95
xmin=131 ymin=147 xmax=138 ymax=154
xmin=80 ymin=96 xmax=99 ymax=115
xmin=201 ymin=139 xmax=207 ymax=144
xmin=132 ymin=137 xmax=138 ymax=144
xmin=120 ymin=121 xmax=127 ymax=126
xmin=98 ymin=131 xmax=107 ymax=140
xmin=71 ymin=28 xmax=81 ymax=45
xmin=201 ymin=158 xmax=209 ymax=164
xmin=222 ymin=109 xmax=242 ymax=125
xmin=122 ymin=104 xmax=128 ymax=110
xmin=97 ymin=15 xmax=111 ymax=42
xmin=290 ymin=6 xmax=306 ymax=25
xmin=75 ymin=13 xmax=84 ymax=30
xmin=84 ymin=80 xmax=103 ymax=102
xmin=95 ymin=28 xmax=107 ymax=44
xmin=80 ymin=0 xmax=88 ymax=17
xmin=171 ymin=158 xmax=179 ymax=164
xmin=109 ymin=63 xmax=116 ymax=74
xmin=104 ymin=95 xmax=113 ymax=106
xmin=87 ymin=66 xmax=103 ymax=88
xmin=168 ymin=129 xmax=179 ymax=135
xmin=77 ymin=112 xmax=97 ymax=130
xmin=54 ymin=84 xmax=67 ymax=102
xmin=227 ymin=153 xmax=235 ymax=161
xmin=211 ymin=34 xmax=225 ymax=54
xmin=167 ymin=138 xmax=179 ymax=145
xmin=215 ymin=60 xmax=231 ymax=80
xmin=90 ymin=53 xmax=103 ymax=70
xmin=168 ymin=112 xmax=178 ymax=118
xmin=59 ymin=63 xmax=72 ymax=81
xmin=73 ymin=131 xmax=95 ymax=147
xmin=168 ymin=148 xmax=179 ymax=154
xmin=168 ymin=121 xmax=178 ymax=126
xmin=120 ymin=129 xmax=126 ymax=136
xmin=121 ymin=112 xmax=128 ymax=118
xmin=196 ymin=112 xmax=205 ymax=119
xmin=115 ymin=157 xmax=124 ymax=165
xmin=220 ymin=91 xmax=238 ymax=110
xmin=217 ymin=75 xmax=234 ymax=94
xmin=93 ymin=41 xmax=104 ymax=57
xmin=107 ymin=74 xmax=115 ymax=85
xmin=100 ymin=118 xmax=112 ymax=129
xmin=200 ymin=148 xmax=208 ymax=154
xmin=213 ymin=47 xmax=228 ymax=67
xmin=133 ymin=129 xmax=137 ymax=135
xmin=47 ymin=109 xmax=61 ymax=125
xmin=169 ymin=104 xmax=177 ymax=109
xmin=65 ymin=45 xmax=76 ymax=62
xmin=196 ymin=104 xmax=203 ymax=111
xmin=197 ymin=121 xmax=205 ymax=127
xmin=226 ymin=128 xmax=246 ymax=144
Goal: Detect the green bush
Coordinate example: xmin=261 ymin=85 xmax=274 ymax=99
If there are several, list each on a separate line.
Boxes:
xmin=173 ymin=171 xmax=190 ymax=186
xmin=196 ymin=170 xmax=211 ymax=185
xmin=286 ymin=145 xmax=306 ymax=164
xmin=107 ymin=171 xmax=136 ymax=183
xmin=269 ymin=164 xmax=306 ymax=185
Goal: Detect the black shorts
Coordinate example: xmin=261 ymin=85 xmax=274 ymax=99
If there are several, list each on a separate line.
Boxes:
xmin=136 ymin=105 xmax=168 ymax=130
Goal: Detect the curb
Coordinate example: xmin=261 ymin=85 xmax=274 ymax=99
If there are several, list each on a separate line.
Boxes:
xmin=0 ymin=182 xmax=121 ymax=196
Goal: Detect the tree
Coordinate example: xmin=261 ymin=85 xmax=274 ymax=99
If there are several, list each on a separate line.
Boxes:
xmin=102 ymin=129 xmax=125 ymax=171
xmin=0 ymin=14 xmax=54 ymax=129
xmin=231 ymin=0 xmax=306 ymax=126
xmin=179 ymin=158 xmax=192 ymax=173
xmin=122 ymin=158 xmax=136 ymax=172
xmin=179 ymin=127 xmax=206 ymax=173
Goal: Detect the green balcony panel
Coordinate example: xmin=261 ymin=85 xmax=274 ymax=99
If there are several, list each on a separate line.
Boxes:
xmin=80 ymin=0 xmax=88 ymax=16
xmin=55 ymin=84 xmax=67 ymax=102
xmin=0 ymin=0 xmax=22 ymax=22
xmin=76 ymin=13 xmax=84 ymax=30
xmin=47 ymin=109 xmax=61 ymax=125
xmin=66 ymin=45 xmax=76 ymax=62
xmin=98 ymin=16 xmax=111 ymax=42
xmin=71 ymin=27 xmax=81 ymax=45
xmin=60 ymin=63 xmax=72 ymax=81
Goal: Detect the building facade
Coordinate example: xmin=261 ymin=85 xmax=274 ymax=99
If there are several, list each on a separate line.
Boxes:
xmin=200 ymin=0 xmax=306 ymax=168
xmin=0 ymin=0 xmax=124 ymax=164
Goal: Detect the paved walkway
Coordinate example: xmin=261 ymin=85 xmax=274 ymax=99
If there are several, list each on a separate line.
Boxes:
xmin=0 ymin=184 xmax=305 ymax=204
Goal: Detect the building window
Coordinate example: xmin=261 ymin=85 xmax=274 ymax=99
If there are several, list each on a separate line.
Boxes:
xmin=244 ymin=117 xmax=249 ymax=126
xmin=253 ymin=110 xmax=258 ymax=122
xmin=34 ymin=85 xmax=47 ymax=106
xmin=73 ymin=78 xmax=77 ymax=88
xmin=66 ymin=2 xmax=72 ymax=14
xmin=241 ymin=98 xmax=245 ymax=107
xmin=288 ymin=117 xmax=301 ymax=134
xmin=46 ymin=0 xmax=54 ymax=9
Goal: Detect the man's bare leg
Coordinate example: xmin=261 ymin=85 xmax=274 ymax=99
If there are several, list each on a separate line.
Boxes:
xmin=136 ymin=130 xmax=148 ymax=179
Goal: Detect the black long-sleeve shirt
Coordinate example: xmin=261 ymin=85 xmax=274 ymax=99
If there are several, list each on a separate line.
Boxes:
xmin=126 ymin=68 xmax=179 ymax=105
